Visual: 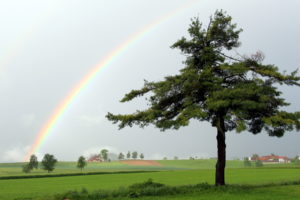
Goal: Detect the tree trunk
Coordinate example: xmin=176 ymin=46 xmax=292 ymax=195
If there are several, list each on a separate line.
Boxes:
xmin=215 ymin=116 xmax=226 ymax=186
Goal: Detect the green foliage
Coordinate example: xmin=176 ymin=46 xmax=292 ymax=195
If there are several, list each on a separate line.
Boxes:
xmin=127 ymin=151 xmax=131 ymax=159
xmin=100 ymin=149 xmax=109 ymax=161
xmin=118 ymin=152 xmax=125 ymax=160
xmin=132 ymin=151 xmax=138 ymax=159
xmin=255 ymin=160 xmax=263 ymax=167
xmin=41 ymin=154 xmax=57 ymax=173
xmin=140 ymin=153 xmax=144 ymax=160
xmin=21 ymin=154 xmax=39 ymax=173
xmin=106 ymin=10 xmax=300 ymax=135
xmin=77 ymin=156 xmax=87 ymax=171
xmin=106 ymin=10 xmax=300 ymax=185
xmin=243 ymin=157 xmax=252 ymax=167
xmin=28 ymin=154 xmax=38 ymax=170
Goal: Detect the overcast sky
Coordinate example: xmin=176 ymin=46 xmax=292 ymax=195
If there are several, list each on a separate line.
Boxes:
xmin=0 ymin=0 xmax=300 ymax=162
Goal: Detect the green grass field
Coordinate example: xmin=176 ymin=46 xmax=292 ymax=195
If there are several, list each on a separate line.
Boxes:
xmin=0 ymin=160 xmax=299 ymax=200
xmin=1 ymin=159 xmax=296 ymax=177
xmin=108 ymin=185 xmax=300 ymax=200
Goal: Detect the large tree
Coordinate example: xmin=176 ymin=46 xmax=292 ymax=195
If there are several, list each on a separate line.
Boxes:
xmin=22 ymin=154 xmax=39 ymax=173
xmin=41 ymin=154 xmax=57 ymax=173
xmin=28 ymin=154 xmax=38 ymax=170
xmin=106 ymin=10 xmax=300 ymax=185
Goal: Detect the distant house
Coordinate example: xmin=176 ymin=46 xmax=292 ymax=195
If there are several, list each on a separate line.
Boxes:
xmin=88 ymin=154 xmax=102 ymax=162
xmin=250 ymin=155 xmax=290 ymax=163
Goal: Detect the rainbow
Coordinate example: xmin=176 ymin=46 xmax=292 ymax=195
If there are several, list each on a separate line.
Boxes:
xmin=24 ymin=0 xmax=199 ymax=161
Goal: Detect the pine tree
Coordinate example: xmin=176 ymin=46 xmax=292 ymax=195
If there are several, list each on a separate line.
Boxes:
xmin=106 ymin=10 xmax=300 ymax=186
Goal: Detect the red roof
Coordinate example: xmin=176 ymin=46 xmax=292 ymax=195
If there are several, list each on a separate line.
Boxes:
xmin=88 ymin=155 xmax=102 ymax=162
xmin=258 ymin=155 xmax=289 ymax=161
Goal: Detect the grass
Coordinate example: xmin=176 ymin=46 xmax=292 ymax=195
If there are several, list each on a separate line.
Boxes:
xmin=1 ymin=159 xmax=297 ymax=177
xmin=1 ymin=168 xmax=300 ymax=200
xmin=0 ymin=160 xmax=299 ymax=199
xmin=107 ymin=185 xmax=300 ymax=200
xmin=158 ymin=159 xmax=245 ymax=169
xmin=36 ymin=179 xmax=300 ymax=200
xmin=0 ymin=161 xmax=176 ymax=177
xmin=0 ymin=162 xmax=129 ymax=177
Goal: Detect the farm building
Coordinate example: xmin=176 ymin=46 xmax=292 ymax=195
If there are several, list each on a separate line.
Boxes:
xmin=250 ymin=155 xmax=290 ymax=163
xmin=87 ymin=154 xmax=103 ymax=162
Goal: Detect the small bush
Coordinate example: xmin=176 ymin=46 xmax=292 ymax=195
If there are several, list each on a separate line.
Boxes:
xmin=129 ymin=178 xmax=164 ymax=190
xmin=128 ymin=178 xmax=167 ymax=197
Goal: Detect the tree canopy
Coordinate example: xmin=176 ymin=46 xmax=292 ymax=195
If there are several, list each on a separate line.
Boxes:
xmin=77 ymin=156 xmax=87 ymax=171
xmin=118 ymin=152 xmax=125 ymax=160
xmin=106 ymin=10 xmax=300 ymax=186
xmin=22 ymin=154 xmax=39 ymax=173
xmin=41 ymin=154 xmax=57 ymax=173
xmin=132 ymin=151 xmax=138 ymax=159
xmin=100 ymin=149 xmax=109 ymax=161
xmin=140 ymin=153 xmax=144 ymax=160
xmin=29 ymin=154 xmax=38 ymax=170
xmin=126 ymin=151 xmax=131 ymax=159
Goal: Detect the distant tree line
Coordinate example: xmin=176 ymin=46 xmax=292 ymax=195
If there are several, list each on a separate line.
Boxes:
xmin=118 ymin=151 xmax=144 ymax=160
xmin=85 ymin=149 xmax=146 ymax=162
xmin=22 ymin=154 xmax=88 ymax=173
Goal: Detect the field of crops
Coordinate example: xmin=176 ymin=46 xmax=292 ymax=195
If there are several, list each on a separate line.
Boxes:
xmin=0 ymin=160 xmax=299 ymax=200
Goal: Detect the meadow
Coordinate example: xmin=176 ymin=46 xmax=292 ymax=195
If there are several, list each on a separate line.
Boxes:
xmin=0 ymin=159 xmax=245 ymax=177
xmin=0 ymin=160 xmax=299 ymax=200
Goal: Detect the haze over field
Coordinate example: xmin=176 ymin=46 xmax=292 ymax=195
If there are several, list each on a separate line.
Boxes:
xmin=0 ymin=0 xmax=300 ymax=162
